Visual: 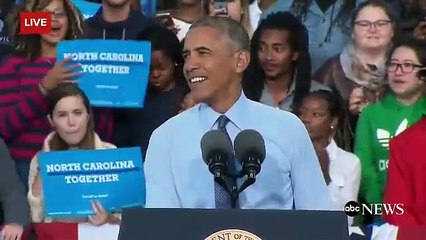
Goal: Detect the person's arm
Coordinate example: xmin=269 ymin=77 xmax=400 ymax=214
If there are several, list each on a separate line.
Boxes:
xmin=144 ymin=125 xmax=181 ymax=208
xmin=354 ymin=108 xmax=381 ymax=204
xmin=382 ymin=137 xmax=417 ymax=225
xmin=0 ymin=56 xmax=80 ymax=141
xmin=290 ymin=116 xmax=332 ymax=210
xmin=27 ymin=155 xmax=45 ymax=223
xmin=0 ymin=137 xmax=30 ymax=226
xmin=0 ymin=58 xmax=47 ymax=140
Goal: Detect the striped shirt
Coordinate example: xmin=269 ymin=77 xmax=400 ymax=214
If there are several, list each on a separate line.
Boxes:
xmin=0 ymin=55 xmax=114 ymax=162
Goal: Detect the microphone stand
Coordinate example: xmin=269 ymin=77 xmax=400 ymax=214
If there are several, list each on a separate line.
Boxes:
xmin=216 ymin=162 xmax=260 ymax=209
xmin=213 ymin=176 xmax=239 ymax=209
xmin=230 ymin=186 xmax=239 ymax=209
xmin=238 ymin=175 xmax=256 ymax=193
xmin=228 ymin=172 xmax=256 ymax=209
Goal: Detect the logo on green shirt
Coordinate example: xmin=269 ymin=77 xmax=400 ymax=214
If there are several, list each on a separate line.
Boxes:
xmin=376 ymin=119 xmax=408 ymax=149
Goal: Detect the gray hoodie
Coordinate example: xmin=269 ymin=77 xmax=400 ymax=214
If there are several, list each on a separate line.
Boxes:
xmin=0 ymin=137 xmax=30 ymax=226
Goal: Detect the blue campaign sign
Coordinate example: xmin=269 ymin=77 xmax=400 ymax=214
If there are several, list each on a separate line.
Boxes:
xmin=73 ymin=0 xmax=101 ymax=19
xmin=38 ymin=147 xmax=145 ymax=218
xmin=140 ymin=0 xmax=157 ymax=16
xmin=57 ymin=40 xmax=151 ymax=108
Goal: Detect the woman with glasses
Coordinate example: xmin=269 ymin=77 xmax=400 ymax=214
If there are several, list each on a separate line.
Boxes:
xmin=0 ymin=0 xmax=113 ymax=188
xmin=354 ymin=38 xmax=426 ymax=224
xmin=314 ymin=0 xmax=395 ymax=152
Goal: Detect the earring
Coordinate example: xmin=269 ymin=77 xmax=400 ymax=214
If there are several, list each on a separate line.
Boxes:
xmin=330 ymin=126 xmax=334 ymax=129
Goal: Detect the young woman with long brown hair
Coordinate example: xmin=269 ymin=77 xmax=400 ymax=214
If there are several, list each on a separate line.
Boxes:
xmin=28 ymin=83 xmax=119 ymax=225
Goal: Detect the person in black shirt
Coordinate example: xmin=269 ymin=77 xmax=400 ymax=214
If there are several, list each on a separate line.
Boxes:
xmin=118 ymin=27 xmax=188 ymax=158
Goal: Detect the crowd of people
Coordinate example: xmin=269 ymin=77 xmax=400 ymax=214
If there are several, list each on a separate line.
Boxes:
xmin=0 ymin=0 xmax=426 ymax=239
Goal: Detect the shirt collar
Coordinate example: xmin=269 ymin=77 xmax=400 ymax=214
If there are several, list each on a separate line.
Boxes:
xmin=326 ymin=139 xmax=338 ymax=163
xmin=198 ymin=91 xmax=248 ymax=131
xmin=326 ymin=139 xmax=345 ymax=187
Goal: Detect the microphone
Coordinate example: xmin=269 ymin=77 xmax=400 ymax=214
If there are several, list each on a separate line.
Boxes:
xmin=201 ymin=129 xmax=234 ymax=193
xmin=234 ymin=129 xmax=266 ymax=193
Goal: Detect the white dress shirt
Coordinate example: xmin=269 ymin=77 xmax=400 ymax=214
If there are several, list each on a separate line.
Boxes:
xmin=144 ymin=92 xmax=333 ymax=210
xmin=326 ymin=139 xmax=361 ymax=225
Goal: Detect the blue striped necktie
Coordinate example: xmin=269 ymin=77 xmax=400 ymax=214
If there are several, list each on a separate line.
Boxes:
xmin=214 ymin=115 xmax=239 ymax=209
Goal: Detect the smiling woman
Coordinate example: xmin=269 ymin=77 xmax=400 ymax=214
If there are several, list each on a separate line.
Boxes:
xmin=354 ymin=38 xmax=426 ymax=225
xmin=8 ymin=0 xmax=85 ymax=60
xmin=314 ymin=0 xmax=395 ymax=152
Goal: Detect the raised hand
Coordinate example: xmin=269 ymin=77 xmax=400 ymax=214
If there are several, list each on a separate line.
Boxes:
xmin=41 ymin=56 xmax=83 ymax=92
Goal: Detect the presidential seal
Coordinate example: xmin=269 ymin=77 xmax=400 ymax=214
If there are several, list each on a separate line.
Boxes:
xmin=204 ymin=229 xmax=262 ymax=240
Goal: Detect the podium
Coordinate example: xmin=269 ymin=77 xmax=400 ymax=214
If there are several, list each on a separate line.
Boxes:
xmin=118 ymin=208 xmax=350 ymax=240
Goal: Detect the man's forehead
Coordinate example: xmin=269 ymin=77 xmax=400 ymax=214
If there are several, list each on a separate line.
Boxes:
xmin=184 ymin=26 xmax=230 ymax=50
xmin=184 ymin=30 xmax=220 ymax=49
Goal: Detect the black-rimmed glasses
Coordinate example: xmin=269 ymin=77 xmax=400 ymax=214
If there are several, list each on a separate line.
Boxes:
xmin=387 ymin=62 xmax=424 ymax=73
xmin=354 ymin=20 xmax=392 ymax=29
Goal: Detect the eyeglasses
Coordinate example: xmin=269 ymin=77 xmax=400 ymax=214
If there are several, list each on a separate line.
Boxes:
xmin=43 ymin=10 xmax=67 ymax=18
xmin=354 ymin=20 xmax=392 ymax=29
xmin=386 ymin=62 xmax=424 ymax=73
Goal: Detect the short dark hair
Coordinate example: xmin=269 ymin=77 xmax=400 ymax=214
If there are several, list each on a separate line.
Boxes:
xmin=189 ymin=16 xmax=250 ymax=52
xmin=137 ymin=26 xmax=188 ymax=91
xmin=389 ymin=38 xmax=426 ymax=67
xmin=137 ymin=26 xmax=183 ymax=67
xmin=300 ymin=90 xmax=342 ymax=119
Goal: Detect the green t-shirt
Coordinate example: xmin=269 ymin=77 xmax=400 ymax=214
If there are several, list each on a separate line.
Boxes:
xmin=354 ymin=93 xmax=426 ymax=204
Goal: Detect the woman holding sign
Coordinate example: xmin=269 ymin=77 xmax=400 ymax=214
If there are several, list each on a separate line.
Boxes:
xmin=0 ymin=0 xmax=113 ymax=188
xmin=28 ymin=83 xmax=120 ymax=225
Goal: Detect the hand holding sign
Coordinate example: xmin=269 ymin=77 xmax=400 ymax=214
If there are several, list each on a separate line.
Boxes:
xmin=41 ymin=56 xmax=82 ymax=91
xmin=88 ymin=200 xmax=109 ymax=226
xmin=38 ymin=147 xmax=145 ymax=218
xmin=57 ymin=40 xmax=151 ymax=108
xmin=1 ymin=224 xmax=24 ymax=240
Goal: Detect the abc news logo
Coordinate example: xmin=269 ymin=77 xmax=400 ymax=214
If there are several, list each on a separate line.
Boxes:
xmin=344 ymin=201 xmax=404 ymax=217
